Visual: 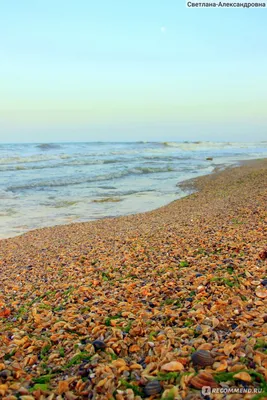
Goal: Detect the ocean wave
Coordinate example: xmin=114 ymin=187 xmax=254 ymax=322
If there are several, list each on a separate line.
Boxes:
xmin=142 ymin=155 xmax=188 ymax=161
xmin=7 ymin=166 xmax=176 ymax=192
xmin=52 ymin=200 xmax=79 ymax=208
xmin=0 ymin=158 xmax=126 ymax=172
xmin=131 ymin=166 xmax=175 ymax=174
xmin=161 ymin=141 xmax=232 ymax=149
xmin=0 ymin=208 xmax=17 ymax=217
xmin=92 ymin=197 xmax=122 ymax=203
xmin=0 ymin=189 xmax=18 ymax=199
xmin=36 ymin=143 xmax=62 ymax=150
xmin=0 ymin=154 xmax=71 ymax=166
xmin=160 ymin=141 xmax=265 ymax=151
xmin=7 ymin=172 xmax=128 ymax=191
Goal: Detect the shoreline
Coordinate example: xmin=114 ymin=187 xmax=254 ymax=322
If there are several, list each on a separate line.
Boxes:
xmin=0 ymin=158 xmax=267 ymax=399
xmin=1 ymin=157 xmax=266 ymax=242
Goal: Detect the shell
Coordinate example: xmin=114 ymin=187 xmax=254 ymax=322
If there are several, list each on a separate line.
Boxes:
xmin=92 ymin=340 xmax=106 ymax=350
xmin=233 ymin=371 xmax=252 ymax=382
xmin=190 ymin=371 xmax=218 ymax=389
xmin=255 ymin=287 xmax=267 ymax=299
xmin=161 ymin=361 xmax=184 ymax=372
xmin=191 ymin=350 xmax=214 ymax=367
xmin=259 ymin=250 xmax=267 ymax=260
xmin=0 ymin=369 xmax=11 ymax=379
xmin=143 ymin=380 xmax=162 ymax=396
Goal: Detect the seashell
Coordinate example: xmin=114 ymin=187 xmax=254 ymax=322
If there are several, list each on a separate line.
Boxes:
xmin=215 ymin=360 xmax=228 ymax=372
xmin=92 ymin=340 xmax=106 ymax=350
xmin=198 ymin=343 xmax=213 ymax=351
xmin=143 ymin=380 xmax=162 ymax=396
xmin=229 ymin=364 xmax=247 ymax=372
xmin=129 ymin=344 xmax=140 ymax=352
xmin=233 ymin=371 xmax=252 ymax=382
xmin=259 ymin=250 xmax=267 ymax=260
xmin=251 ymin=280 xmax=261 ymax=286
xmin=223 ymin=343 xmax=235 ymax=356
xmin=191 ymin=350 xmax=214 ymax=367
xmin=129 ymin=363 xmax=142 ymax=370
xmin=184 ymin=394 xmax=202 ymax=400
xmin=161 ymin=361 xmax=184 ymax=372
xmin=0 ymin=369 xmax=11 ymax=379
xmin=190 ymin=371 xmax=218 ymax=389
xmin=255 ymin=287 xmax=267 ymax=299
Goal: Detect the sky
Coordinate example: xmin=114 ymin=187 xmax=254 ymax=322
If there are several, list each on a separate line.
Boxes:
xmin=0 ymin=0 xmax=266 ymax=143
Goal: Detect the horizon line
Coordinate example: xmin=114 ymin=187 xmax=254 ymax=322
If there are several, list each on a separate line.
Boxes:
xmin=0 ymin=140 xmax=266 ymax=145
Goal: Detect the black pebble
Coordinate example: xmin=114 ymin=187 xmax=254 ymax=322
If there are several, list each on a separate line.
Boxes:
xmin=92 ymin=340 xmax=106 ymax=350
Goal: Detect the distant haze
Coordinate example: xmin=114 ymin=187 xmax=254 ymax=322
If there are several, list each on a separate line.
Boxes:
xmin=0 ymin=1 xmax=266 ymax=143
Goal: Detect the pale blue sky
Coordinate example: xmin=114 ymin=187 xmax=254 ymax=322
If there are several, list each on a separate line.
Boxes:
xmin=0 ymin=1 xmax=266 ymax=142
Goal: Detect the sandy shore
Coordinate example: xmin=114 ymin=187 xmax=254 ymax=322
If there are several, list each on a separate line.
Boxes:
xmin=0 ymin=159 xmax=267 ymax=399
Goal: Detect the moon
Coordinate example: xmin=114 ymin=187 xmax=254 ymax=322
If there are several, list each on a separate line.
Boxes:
xmin=160 ymin=26 xmax=166 ymax=33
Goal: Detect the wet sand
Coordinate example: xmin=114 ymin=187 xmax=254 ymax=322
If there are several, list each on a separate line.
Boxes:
xmin=0 ymin=159 xmax=267 ymax=399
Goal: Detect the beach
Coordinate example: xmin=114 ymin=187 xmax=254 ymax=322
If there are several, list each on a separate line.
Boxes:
xmin=1 ymin=141 xmax=267 ymax=239
xmin=0 ymin=158 xmax=267 ymax=399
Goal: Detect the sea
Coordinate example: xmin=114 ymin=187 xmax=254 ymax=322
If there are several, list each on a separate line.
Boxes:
xmin=1 ymin=141 xmax=267 ymax=239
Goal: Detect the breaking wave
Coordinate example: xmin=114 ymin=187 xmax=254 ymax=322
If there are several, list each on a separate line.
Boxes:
xmin=0 ymin=154 xmax=71 ymax=165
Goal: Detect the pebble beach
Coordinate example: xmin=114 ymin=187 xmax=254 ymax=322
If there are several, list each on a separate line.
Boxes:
xmin=0 ymin=158 xmax=267 ymax=399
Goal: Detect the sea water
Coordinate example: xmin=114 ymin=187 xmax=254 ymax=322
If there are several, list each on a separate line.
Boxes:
xmin=0 ymin=141 xmax=267 ymax=238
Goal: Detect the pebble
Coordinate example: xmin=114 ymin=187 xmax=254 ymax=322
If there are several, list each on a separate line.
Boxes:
xmin=92 ymin=340 xmax=106 ymax=350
